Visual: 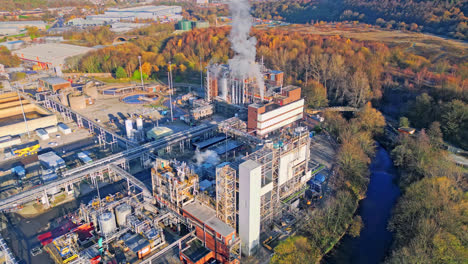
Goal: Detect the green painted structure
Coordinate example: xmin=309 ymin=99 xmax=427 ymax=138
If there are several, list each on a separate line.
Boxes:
xmin=178 ymin=20 xmax=192 ymax=31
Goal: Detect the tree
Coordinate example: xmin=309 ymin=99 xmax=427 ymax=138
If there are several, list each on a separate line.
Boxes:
xmin=271 ymin=236 xmax=319 ymax=264
xmin=115 ymin=66 xmax=127 ymax=79
xmin=131 ymin=70 xmax=147 ymax=81
xmin=0 ymin=46 xmax=20 ymax=67
xmin=408 ymin=93 xmax=433 ymax=128
xmin=399 ymin=117 xmax=410 ymax=128
xmin=427 ymin=121 xmax=443 ymax=146
xmin=304 ymin=80 xmax=328 ymax=108
xmin=26 ymin=26 xmax=39 ymax=40
xmin=348 ymin=215 xmax=363 ymax=237
xmin=355 ymin=102 xmax=386 ymax=135
xmin=141 ymin=62 xmax=152 ymax=77
xmin=348 ymin=70 xmax=370 ymax=107
xmin=440 ymin=100 xmax=468 ymax=148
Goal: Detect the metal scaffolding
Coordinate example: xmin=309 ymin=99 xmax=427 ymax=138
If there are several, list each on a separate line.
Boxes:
xmin=215 ymin=163 xmax=237 ymax=229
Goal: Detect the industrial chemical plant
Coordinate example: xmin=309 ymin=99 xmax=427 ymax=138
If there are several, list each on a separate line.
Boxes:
xmin=0 ymin=61 xmax=327 ymax=263
xmin=0 ymin=2 xmax=330 ymax=264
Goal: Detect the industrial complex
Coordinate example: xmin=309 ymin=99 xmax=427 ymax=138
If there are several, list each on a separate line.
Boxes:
xmin=0 ymin=58 xmax=328 ymax=264
xmin=0 ymin=3 xmax=330 ymax=264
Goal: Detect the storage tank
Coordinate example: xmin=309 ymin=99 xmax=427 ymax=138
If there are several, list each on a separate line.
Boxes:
xmin=178 ymin=20 xmax=192 ymax=31
xmin=115 ymin=203 xmax=132 ymax=227
xmin=99 ymin=211 xmax=116 ymax=236
xmin=125 ymin=119 xmax=133 ymax=139
xmin=136 ymin=118 xmax=143 ymax=131
xmin=68 ymin=94 xmax=86 ymax=110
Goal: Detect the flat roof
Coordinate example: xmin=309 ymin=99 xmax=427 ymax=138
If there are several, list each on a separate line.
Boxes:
xmin=181 ymin=239 xmax=211 ymax=263
xmin=183 ymin=202 xmax=235 ymax=237
xmin=40 ymin=77 xmax=69 ymax=85
xmin=210 ymin=140 xmax=242 ymax=155
xmin=193 ymin=136 xmax=226 ymax=149
xmin=108 ymin=5 xmax=180 ymax=12
xmin=14 ymin=44 xmax=93 ymax=66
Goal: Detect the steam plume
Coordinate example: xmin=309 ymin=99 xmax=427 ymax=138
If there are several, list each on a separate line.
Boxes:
xmin=195 ymin=149 xmax=220 ymax=166
xmin=228 ymin=0 xmax=265 ymax=100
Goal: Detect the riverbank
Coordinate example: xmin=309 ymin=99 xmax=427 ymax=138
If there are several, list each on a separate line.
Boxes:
xmin=322 ymin=145 xmax=400 ymax=263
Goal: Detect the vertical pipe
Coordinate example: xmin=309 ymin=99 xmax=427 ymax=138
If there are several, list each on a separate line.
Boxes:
xmin=206 ymin=68 xmax=210 ymax=102
xmin=168 ymin=62 xmax=174 ymax=122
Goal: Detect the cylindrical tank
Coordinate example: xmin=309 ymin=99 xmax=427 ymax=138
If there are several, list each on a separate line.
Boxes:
xmin=115 ymin=203 xmax=132 ymax=227
xmin=99 ymin=211 xmax=116 ymax=236
xmin=125 ymin=119 xmax=133 ymax=139
xmin=179 ymin=20 xmax=192 ymax=31
xmin=68 ymin=94 xmax=86 ymax=110
xmin=136 ymin=118 xmax=143 ymax=131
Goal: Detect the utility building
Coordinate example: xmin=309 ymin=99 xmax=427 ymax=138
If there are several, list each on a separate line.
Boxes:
xmin=248 ymin=86 xmax=304 ymax=137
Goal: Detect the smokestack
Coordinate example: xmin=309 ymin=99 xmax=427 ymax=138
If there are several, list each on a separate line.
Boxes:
xmin=228 ymin=0 xmax=265 ymax=101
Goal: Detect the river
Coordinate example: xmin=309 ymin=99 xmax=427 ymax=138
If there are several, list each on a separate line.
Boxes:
xmin=323 ymin=145 xmax=400 ymax=264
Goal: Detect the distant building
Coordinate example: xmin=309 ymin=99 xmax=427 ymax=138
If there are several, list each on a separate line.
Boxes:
xmin=66 ymin=18 xmax=106 ymax=27
xmin=110 ymin=22 xmax=149 ymax=33
xmin=0 ymin=21 xmax=47 ymax=36
xmin=0 ymin=40 xmax=24 ymax=50
xmin=14 ymin=43 xmax=93 ymax=69
xmin=39 ymin=77 xmax=71 ymax=92
xmin=88 ymin=5 xmax=183 ymax=23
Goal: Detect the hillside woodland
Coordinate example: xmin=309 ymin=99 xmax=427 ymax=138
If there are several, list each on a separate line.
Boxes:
xmin=73 ymin=26 xmax=467 ymax=148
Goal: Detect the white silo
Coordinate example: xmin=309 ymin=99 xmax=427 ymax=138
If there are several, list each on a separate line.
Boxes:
xmin=125 ymin=119 xmax=133 ymax=139
xmin=115 ymin=203 xmax=132 ymax=227
xmin=136 ymin=117 xmax=143 ymax=131
xmin=99 ymin=211 xmax=117 ymax=236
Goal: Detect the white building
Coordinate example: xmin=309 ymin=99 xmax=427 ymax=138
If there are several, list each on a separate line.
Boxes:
xmin=238 ymin=160 xmax=262 ymax=256
xmin=88 ymin=5 xmax=183 ymax=22
xmin=0 ymin=21 xmax=47 ymax=36
xmin=14 ymin=43 xmax=93 ymax=68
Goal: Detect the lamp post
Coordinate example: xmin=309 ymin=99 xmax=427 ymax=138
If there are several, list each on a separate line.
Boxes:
xmin=138 ymin=56 xmax=144 ymax=89
xmin=16 ymin=88 xmax=30 ymax=137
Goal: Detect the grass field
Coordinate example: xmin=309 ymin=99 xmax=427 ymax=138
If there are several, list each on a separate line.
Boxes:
xmin=280 ymin=24 xmax=467 ymax=64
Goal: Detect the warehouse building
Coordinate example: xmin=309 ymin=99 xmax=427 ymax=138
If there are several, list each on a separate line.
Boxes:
xmin=0 ymin=21 xmax=47 ymax=36
xmin=13 ymin=43 xmax=93 ymax=69
xmin=88 ymin=5 xmax=182 ymax=22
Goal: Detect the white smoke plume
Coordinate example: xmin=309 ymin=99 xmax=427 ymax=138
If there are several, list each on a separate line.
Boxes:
xmin=228 ymin=0 xmax=265 ymax=100
xmin=195 ymin=149 xmax=220 ymax=166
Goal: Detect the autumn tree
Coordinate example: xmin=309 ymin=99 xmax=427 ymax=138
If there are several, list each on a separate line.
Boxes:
xmin=303 ymin=80 xmax=328 ymax=108
xmin=0 ymin=46 xmax=20 ymax=67
xmin=271 ymin=236 xmax=319 ymax=264
xmin=26 ymin=26 xmax=39 ymax=40
xmin=354 ymin=102 xmax=386 ymax=135
xmin=348 ymin=215 xmax=363 ymax=237
xmin=141 ymin=62 xmax=152 ymax=77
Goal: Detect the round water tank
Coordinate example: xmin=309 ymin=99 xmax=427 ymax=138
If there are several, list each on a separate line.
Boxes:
xmin=99 ymin=211 xmax=116 ymax=236
xmin=115 ymin=203 xmax=132 ymax=227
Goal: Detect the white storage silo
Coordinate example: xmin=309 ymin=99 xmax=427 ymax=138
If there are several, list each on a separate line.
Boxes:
xmin=115 ymin=203 xmax=132 ymax=227
xmin=136 ymin=118 xmax=143 ymax=131
xmin=99 ymin=211 xmax=116 ymax=236
xmin=125 ymin=119 xmax=133 ymax=139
